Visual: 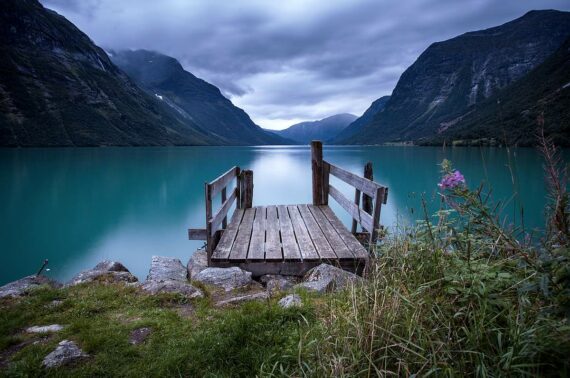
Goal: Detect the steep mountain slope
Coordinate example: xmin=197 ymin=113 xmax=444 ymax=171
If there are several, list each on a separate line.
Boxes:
xmin=338 ymin=10 xmax=570 ymax=145
xmin=424 ymin=37 xmax=570 ymax=146
xmin=0 ymin=0 xmax=217 ymax=146
xmin=269 ymin=114 xmax=357 ymax=144
xmin=110 ymin=50 xmax=289 ymax=145
xmin=331 ymin=96 xmax=390 ymax=143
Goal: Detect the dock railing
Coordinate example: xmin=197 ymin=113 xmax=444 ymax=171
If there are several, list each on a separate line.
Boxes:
xmin=188 ymin=166 xmax=254 ymax=264
xmin=311 ymin=141 xmax=388 ymax=249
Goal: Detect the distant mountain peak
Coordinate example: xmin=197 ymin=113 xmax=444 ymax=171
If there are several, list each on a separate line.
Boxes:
xmin=270 ymin=113 xmax=357 ymax=144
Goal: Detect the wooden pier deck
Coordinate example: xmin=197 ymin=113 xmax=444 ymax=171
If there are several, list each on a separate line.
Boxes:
xmin=189 ymin=141 xmax=388 ymax=277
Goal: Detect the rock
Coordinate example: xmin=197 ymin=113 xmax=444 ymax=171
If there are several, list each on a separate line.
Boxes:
xmin=140 ymin=280 xmax=203 ymax=298
xmin=67 ymin=260 xmax=138 ymax=286
xmin=0 ymin=275 xmax=61 ymax=299
xmin=187 ymin=249 xmax=208 ymax=279
xmin=93 ymin=260 xmax=129 ymax=272
xmin=278 ymin=294 xmax=302 ymax=309
xmin=129 ymin=327 xmax=152 ymax=345
xmin=42 ymin=340 xmax=88 ymax=368
xmin=141 ymin=256 xmax=203 ymax=298
xmin=146 ymin=256 xmax=188 ymax=282
xmin=193 ymin=267 xmax=253 ymax=292
xmin=46 ymin=300 xmax=63 ymax=308
xmin=295 ymin=264 xmax=362 ymax=294
xmin=26 ymin=325 xmax=64 ymax=333
xmin=260 ymin=275 xmax=297 ymax=294
xmin=215 ymin=291 xmax=269 ymax=307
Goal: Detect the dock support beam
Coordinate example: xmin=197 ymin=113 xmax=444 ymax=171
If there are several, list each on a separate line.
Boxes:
xmin=311 ymin=140 xmax=324 ymax=205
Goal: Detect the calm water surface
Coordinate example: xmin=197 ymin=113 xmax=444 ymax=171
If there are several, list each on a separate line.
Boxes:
xmin=1 ymin=146 xmax=566 ymax=285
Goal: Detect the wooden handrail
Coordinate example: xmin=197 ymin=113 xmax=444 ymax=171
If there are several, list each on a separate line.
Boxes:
xmin=209 ymin=187 xmax=238 ymax=235
xmin=209 ymin=166 xmax=239 ymax=198
xmin=328 ymin=184 xmax=374 ymax=231
xmin=325 ymin=161 xmax=383 ymax=198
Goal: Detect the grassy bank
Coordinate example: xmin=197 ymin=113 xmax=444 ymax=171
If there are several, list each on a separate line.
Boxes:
xmin=1 ymin=139 xmax=569 ymax=376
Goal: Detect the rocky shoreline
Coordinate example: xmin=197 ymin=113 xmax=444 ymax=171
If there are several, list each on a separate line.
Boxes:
xmin=0 ymin=250 xmax=362 ymax=369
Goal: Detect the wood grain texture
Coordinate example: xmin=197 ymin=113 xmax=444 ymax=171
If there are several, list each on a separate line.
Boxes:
xmin=209 ymin=166 xmax=239 ymax=198
xmin=228 ymin=207 xmax=256 ymax=261
xmin=311 ymin=141 xmax=324 ymax=205
xmin=212 ymin=209 xmax=244 ymax=260
xmin=265 ymin=205 xmax=282 ymax=260
xmin=248 ymin=206 xmax=266 ymax=261
xmin=288 ymin=205 xmax=319 ymax=260
xmin=209 ymin=187 xmax=238 ymax=235
xmin=328 ymin=162 xmax=380 ymax=198
xmin=298 ymin=204 xmax=336 ymax=259
xmin=308 ymin=205 xmax=353 ymax=259
xmin=320 ymin=206 xmax=368 ymax=259
xmin=278 ymin=205 xmax=301 ymax=260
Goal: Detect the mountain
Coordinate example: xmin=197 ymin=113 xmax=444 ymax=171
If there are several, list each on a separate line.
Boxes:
xmin=423 ymin=37 xmax=570 ymax=146
xmin=110 ymin=50 xmax=289 ymax=145
xmin=337 ymin=10 xmax=570 ymax=145
xmin=0 ymin=0 xmax=219 ymax=146
xmin=331 ymin=96 xmax=390 ymax=143
xmin=270 ymin=114 xmax=357 ymax=144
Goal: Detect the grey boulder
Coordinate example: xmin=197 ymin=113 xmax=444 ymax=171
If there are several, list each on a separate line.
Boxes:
xmin=42 ymin=340 xmax=88 ymax=368
xmin=67 ymin=260 xmax=138 ymax=286
xmin=0 ymin=275 xmax=61 ymax=299
xmin=27 ymin=324 xmax=64 ymax=333
xmin=193 ymin=267 xmax=252 ymax=292
xmin=141 ymin=256 xmax=203 ymax=298
xmin=295 ymin=264 xmax=362 ymax=293
xmin=260 ymin=274 xmax=297 ymax=294
xmin=278 ymin=294 xmax=302 ymax=308
xmin=187 ymin=249 xmax=208 ymax=279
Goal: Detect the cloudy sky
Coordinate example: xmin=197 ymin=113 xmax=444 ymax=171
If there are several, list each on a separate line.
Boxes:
xmin=41 ymin=0 xmax=570 ymax=129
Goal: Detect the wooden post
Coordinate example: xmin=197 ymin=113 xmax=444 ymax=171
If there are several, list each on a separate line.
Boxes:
xmin=221 ymin=187 xmax=227 ymax=229
xmin=205 ymin=183 xmax=213 ymax=265
xmin=311 ymin=140 xmax=324 ymax=205
xmin=369 ymin=186 xmax=385 ymax=251
xmin=358 ymin=161 xmax=374 ymax=232
xmin=240 ymin=170 xmax=253 ymax=209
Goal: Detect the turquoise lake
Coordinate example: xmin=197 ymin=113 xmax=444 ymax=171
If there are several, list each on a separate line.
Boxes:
xmin=1 ymin=146 xmax=566 ymax=285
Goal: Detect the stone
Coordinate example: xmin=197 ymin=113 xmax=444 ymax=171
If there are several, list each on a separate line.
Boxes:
xmin=215 ymin=291 xmax=269 ymax=307
xmin=42 ymin=340 xmax=88 ymax=368
xmin=141 ymin=256 xmax=203 ymax=298
xmin=193 ymin=267 xmax=253 ymax=292
xmin=260 ymin=275 xmax=297 ymax=294
xmin=146 ymin=256 xmax=188 ymax=282
xmin=278 ymin=294 xmax=302 ymax=309
xmin=46 ymin=300 xmax=63 ymax=308
xmin=0 ymin=275 xmax=61 ymax=299
xmin=187 ymin=249 xmax=208 ymax=279
xmin=26 ymin=325 xmax=64 ymax=333
xmin=140 ymin=280 xmax=203 ymax=298
xmin=67 ymin=260 xmax=138 ymax=286
xmin=129 ymin=327 xmax=152 ymax=345
xmin=295 ymin=264 xmax=362 ymax=294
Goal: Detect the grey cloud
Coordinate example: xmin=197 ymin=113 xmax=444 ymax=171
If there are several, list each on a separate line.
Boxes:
xmin=41 ymin=0 xmax=570 ymax=128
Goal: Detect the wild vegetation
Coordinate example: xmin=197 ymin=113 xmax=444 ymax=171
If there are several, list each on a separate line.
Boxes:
xmin=1 ymin=135 xmax=569 ymax=377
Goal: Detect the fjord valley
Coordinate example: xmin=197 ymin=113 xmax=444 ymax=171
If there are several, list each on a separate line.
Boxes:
xmin=1 ymin=0 xmax=570 ymax=376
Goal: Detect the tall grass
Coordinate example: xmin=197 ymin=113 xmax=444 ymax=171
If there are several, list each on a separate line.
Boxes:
xmin=283 ymin=140 xmax=570 ymax=377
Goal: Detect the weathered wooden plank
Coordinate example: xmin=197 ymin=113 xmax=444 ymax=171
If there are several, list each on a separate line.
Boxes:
xmin=329 ymin=184 xmax=374 ymax=232
xmin=351 ymin=187 xmax=361 ymax=234
xmin=188 ymin=228 xmax=207 ymax=240
xmin=369 ymin=187 xmax=386 ymax=248
xmin=265 ymin=206 xmax=282 ymax=260
xmin=311 ymin=141 xmax=324 ymax=205
xmin=247 ymin=206 xmax=266 ymax=261
xmin=327 ymin=162 xmax=381 ymax=198
xmin=320 ymin=206 xmax=369 ymax=259
xmin=362 ymin=162 xmax=374 ymax=215
xmin=221 ymin=187 xmax=227 ymax=229
xmin=210 ymin=260 xmax=366 ymax=277
xmin=205 ymin=183 xmax=213 ymax=260
xmin=209 ymin=166 xmax=239 ymax=198
xmin=212 ymin=209 xmax=245 ymax=260
xmin=298 ymin=204 xmax=336 ymax=259
xmin=308 ymin=205 xmax=353 ymax=259
xmin=229 ymin=207 xmax=256 ymax=261
xmin=240 ymin=170 xmax=254 ymax=209
xmin=287 ymin=205 xmax=319 ymax=260
xmin=323 ymin=161 xmax=330 ymax=205
xmin=209 ymin=187 xmax=238 ymax=235
xmin=277 ymin=205 xmax=301 ymax=260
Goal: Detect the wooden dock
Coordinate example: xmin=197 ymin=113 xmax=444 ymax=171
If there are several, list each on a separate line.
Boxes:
xmin=189 ymin=141 xmax=388 ymax=277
